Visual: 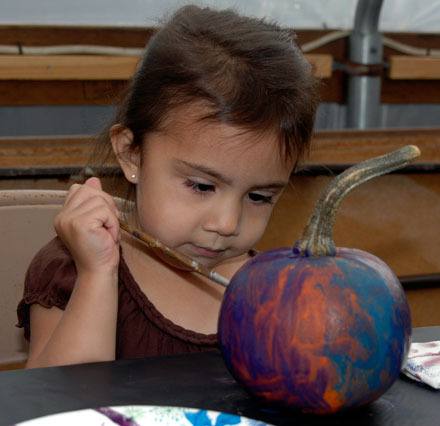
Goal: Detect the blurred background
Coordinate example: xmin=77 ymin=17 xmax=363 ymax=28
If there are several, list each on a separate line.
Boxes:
xmin=1 ymin=0 xmax=440 ymax=135
xmin=0 ymin=1 xmax=439 ymax=349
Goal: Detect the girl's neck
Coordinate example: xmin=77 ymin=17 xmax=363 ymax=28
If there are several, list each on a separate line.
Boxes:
xmin=119 ymin=234 xmax=250 ymax=334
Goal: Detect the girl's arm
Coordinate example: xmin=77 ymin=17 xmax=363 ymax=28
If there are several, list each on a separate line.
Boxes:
xmin=26 ymin=270 xmax=118 ymax=368
xmin=25 ymin=177 xmax=121 ymax=368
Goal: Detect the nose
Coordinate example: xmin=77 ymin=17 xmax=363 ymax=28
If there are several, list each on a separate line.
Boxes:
xmin=203 ymin=200 xmax=241 ymax=237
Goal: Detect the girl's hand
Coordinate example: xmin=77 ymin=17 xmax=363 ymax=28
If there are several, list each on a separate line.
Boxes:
xmin=54 ymin=177 xmax=120 ymax=275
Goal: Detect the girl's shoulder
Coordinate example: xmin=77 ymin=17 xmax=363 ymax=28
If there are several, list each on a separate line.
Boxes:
xmin=26 ymin=237 xmax=75 ymax=286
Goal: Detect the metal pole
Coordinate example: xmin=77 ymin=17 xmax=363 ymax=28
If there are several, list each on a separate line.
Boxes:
xmin=347 ymin=0 xmax=384 ymax=129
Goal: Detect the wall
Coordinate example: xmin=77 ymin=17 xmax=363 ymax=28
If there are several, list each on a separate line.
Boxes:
xmin=2 ymin=1 xmax=440 ymax=135
xmin=3 ymin=103 xmax=440 ymax=137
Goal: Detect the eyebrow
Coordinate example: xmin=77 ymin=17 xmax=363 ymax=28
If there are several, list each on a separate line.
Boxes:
xmin=175 ymin=159 xmax=288 ymax=191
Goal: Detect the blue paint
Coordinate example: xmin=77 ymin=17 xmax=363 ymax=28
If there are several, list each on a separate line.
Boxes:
xmin=218 ymin=247 xmax=411 ymax=413
xmin=322 ymin=257 xmax=407 ymax=394
xmin=184 ymin=410 xmax=212 ymax=425
xmin=184 ymin=410 xmax=242 ymax=426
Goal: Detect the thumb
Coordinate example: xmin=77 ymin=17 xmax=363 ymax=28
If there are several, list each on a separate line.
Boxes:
xmin=84 ymin=176 xmax=102 ymax=190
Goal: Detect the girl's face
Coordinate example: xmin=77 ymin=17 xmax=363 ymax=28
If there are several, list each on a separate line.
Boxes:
xmin=128 ymin=106 xmax=294 ymax=269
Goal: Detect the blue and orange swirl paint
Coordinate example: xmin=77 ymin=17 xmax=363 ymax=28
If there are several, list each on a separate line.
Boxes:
xmin=218 ymin=247 xmax=411 ymax=414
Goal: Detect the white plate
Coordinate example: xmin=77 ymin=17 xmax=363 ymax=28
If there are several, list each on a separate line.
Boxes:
xmin=16 ymin=405 xmax=271 ymax=425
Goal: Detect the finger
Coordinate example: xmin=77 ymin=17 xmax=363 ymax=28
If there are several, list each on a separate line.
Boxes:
xmin=75 ymin=183 xmax=120 ymax=218
xmin=66 ymin=193 xmax=119 ymax=227
xmin=73 ymin=203 xmax=120 ymax=244
xmin=68 ymin=194 xmax=119 ymax=231
xmin=64 ymin=182 xmax=119 ymax=218
xmin=84 ymin=176 xmax=102 ymax=191
xmin=64 ymin=183 xmax=82 ymax=206
xmin=64 ymin=176 xmax=102 ymax=208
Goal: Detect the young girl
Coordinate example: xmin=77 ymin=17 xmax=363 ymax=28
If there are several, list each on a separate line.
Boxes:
xmin=17 ymin=5 xmax=319 ymax=368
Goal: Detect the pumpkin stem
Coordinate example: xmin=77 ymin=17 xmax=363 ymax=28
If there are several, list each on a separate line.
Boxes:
xmin=294 ymin=145 xmax=420 ymax=257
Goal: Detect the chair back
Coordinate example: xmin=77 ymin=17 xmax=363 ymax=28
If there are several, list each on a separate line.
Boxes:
xmin=0 ymin=190 xmax=70 ymax=367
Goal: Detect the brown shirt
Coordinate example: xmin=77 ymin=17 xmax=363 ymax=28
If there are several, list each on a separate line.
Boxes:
xmin=17 ymin=237 xmax=218 ymax=359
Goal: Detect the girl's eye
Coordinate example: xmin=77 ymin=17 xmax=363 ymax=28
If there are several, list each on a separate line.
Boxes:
xmin=248 ymin=192 xmax=274 ymax=204
xmin=184 ymin=179 xmax=215 ymax=194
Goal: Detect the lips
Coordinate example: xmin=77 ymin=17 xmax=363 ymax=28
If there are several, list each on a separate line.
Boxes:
xmin=189 ymin=244 xmax=226 ymax=258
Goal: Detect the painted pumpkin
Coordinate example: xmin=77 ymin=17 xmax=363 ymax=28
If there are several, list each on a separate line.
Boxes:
xmin=218 ymin=145 xmax=419 ymax=414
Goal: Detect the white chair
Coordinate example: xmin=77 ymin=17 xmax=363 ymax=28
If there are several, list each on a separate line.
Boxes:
xmin=0 ymin=190 xmax=68 ymax=368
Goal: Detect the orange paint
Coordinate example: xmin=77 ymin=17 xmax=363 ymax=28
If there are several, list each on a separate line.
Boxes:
xmin=323 ymin=387 xmax=345 ymax=412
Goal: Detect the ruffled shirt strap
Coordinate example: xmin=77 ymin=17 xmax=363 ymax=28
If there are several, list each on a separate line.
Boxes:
xmin=16 ymin=237 xmax=76 ymax=340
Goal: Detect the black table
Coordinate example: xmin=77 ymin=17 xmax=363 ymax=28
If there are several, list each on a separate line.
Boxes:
xmin=0 ymin=327 xmax=439 ymax=426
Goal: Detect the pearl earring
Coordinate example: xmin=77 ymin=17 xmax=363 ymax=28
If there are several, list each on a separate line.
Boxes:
xmin=131 ymin=174 xmax=136 ymax=179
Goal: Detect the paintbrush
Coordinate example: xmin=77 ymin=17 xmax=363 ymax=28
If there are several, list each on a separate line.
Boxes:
xmin=119 ymin=219 xmax=230 ymax=287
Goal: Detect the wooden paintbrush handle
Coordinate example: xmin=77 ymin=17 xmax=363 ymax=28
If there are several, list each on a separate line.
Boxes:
xmin=118 ymin=219 xmax=230 ymax=287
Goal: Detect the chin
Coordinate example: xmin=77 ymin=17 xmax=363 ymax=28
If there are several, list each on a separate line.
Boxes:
xmin=197 ymin=257 xmax=223 ymax=269
xmin=194 ymin=253 xmax=227 ymax=268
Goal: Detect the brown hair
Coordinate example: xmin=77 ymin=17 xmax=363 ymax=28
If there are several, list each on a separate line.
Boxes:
xmin=91 ymin=5 xmax=319 ymax=197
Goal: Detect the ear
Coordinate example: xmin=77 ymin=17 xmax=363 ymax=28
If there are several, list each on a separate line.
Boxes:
xmin=110 ymin=124 xmax=140 ymax=184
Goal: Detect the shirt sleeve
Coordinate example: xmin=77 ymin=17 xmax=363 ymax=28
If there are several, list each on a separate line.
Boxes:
xmin=16 ymin=237 xmax=77 ymax=340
